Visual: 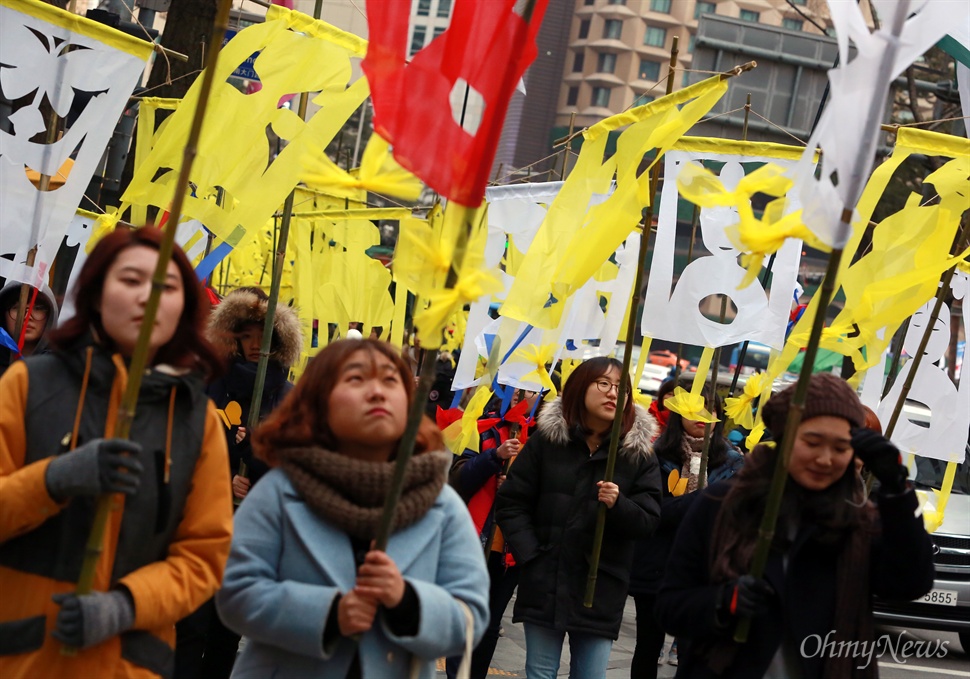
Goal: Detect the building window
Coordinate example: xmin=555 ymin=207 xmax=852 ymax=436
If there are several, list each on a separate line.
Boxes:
xmin=597 ymin=52 xmax=617 ymax=73
xmin=634 ymin=93 xmax=655 ymax=106
xmin=608 ymin=0 xmax=626 ymax=4
xmin=688 ymin=34 xmax=696 ymax=53
xmin=638 ymin=59 xmax=660 ymax=81
xmin=432 ymin=26 xmax=445 ymax=39
xmin=567 ymin=86 xmax=579 ymax=106
xmin=650 ymin=0 xmax=672 ymax=13
xmin=782 ymin=18 xmax=803 ymax=31
xmin=791 ymin=0 xmax=806 ymax=4
xmin=644 ymin=26 xmax=666 ymax=47
xmin=683 ymin=71 xmax=691 ymax=86
xmin=695 ymin=1 xmax=716 ymax=19
xmin=409 ymin=26 xmax=426 ymax=55
xmin=592 ymin=86 xmax=611 ymax=107
xmin=573 ymin=51 xmax=585 ymax=72
xmin=578 ymin=19 xmax=591 ymax=39
xmin=603 ymin=19 xmax=623 ymax=40
xmin=584 ymin=0 xmax=594 ymax=4
xmin=436 ymin=0 xmax=451 ymax=18
xmin=739 ymin=9 xmax=760 ymax=22
xmin=416 ymin=0 xmax=431 ymax=17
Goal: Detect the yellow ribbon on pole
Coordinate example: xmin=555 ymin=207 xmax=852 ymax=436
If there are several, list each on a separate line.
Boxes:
xmin=512 ymin=343 xmax=560 ymax=401
xmin=724 ymin=371 xmax=771 ymax=430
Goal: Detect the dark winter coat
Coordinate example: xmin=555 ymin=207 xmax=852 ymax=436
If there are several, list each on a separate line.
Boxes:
xmin=654 ymin=481 xmax=935 ymax=679
xmin=206 ymin=360 xmax=291 ymax=486
xmin=494 ymin=399 xmax=662 ymax=640
xmin=629 ymin=445 xmax=744 ymax=596
xmin=205 ymin=289 xmax=302 ymax=487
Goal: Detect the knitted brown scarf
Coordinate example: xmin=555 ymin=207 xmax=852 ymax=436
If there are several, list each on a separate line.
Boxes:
xmin=277 ymin=447 xmax=451 ymax=540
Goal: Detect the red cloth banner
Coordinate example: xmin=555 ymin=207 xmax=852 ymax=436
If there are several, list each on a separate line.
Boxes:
xmin=363 ymin=0 xmax=549 ymax=206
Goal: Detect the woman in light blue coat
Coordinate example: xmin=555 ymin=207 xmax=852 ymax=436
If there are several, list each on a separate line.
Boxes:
xmin=217 ymin=339 xmax=489 ymax=679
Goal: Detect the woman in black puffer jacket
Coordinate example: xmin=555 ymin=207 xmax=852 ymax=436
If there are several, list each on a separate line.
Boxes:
xmin=495 ymin=357 xmax=662 ymax=679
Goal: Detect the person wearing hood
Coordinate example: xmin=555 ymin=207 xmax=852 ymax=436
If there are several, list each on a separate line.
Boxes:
xmin=174 ymin=286 xmax=303 ymax=679
xmin=495 ymin=357 xmax=662 ymax=679
xmin=0 ymin=280 xmax=60 ymax=376
xmin=205 ymin=286 xmax=303 ymax=500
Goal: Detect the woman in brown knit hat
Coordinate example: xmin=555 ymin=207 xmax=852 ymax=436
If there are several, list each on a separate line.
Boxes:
xmin=654 ymin=373 xmax=934 ymax=678
xmin=215 ymin=339 xmax=489 ymax=679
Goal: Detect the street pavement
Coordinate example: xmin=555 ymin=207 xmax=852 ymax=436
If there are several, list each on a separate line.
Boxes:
xmin=435 ymin=596 xmax=970 ymax=678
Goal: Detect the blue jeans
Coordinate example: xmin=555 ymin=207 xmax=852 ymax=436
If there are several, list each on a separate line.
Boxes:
xmin=523 ymin=622 xmax=614 ymax=679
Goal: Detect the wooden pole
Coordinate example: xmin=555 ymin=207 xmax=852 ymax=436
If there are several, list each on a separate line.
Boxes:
xmin=374 ymin=204 xmax=481 ymax=550
xmin=883 ymin=221 xmax=970 ymax=440
xmin=65 ymin=0 xmax=233 ymax=655
xmin=697 ymin=93 xmax=750 ymax=488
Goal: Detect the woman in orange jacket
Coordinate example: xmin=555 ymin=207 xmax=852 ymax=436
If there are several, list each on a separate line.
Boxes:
xmin=0 ymin=227 xmax=234 ymax=679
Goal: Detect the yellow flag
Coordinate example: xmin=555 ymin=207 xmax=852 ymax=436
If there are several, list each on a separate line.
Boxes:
xmin=106 ymin=6 xmax=368 ymax=257
xmin=502 ymin=76 xmax=728 ymax=329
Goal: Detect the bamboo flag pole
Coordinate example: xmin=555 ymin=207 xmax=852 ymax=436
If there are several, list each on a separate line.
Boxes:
xmin=374 ymin=0 xmax=541 ymax=551
xmin=244 ymin=0 xmax=324 ymax=435
xmin=65 ymin=0 xmax=234 ymax=655
xmin=733 ymin=1 xmax=911 ymax=644
xmin=696 ymin=93 xmax=752 ymax=490
xmin=584 ymin=37 xmax=682 ymax=608
xmin=374 ymin=203 xmax=482 ymax=551
xmin=882 ymin=221 xmax=970 ymax=440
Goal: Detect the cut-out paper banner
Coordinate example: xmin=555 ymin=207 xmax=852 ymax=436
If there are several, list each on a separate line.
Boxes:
xmin=0 ymin=0 xmax=152 ymax=288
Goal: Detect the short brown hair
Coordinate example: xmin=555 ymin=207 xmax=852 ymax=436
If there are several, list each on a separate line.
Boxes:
xmin=253 ymin=339 xmax=443 ymax=465
xmin=560 ymin=356 xmax=635 ymax=437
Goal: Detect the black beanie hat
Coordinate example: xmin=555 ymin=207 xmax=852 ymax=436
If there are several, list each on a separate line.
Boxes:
xmin=762 ymin=373 xmax=865 ymax=439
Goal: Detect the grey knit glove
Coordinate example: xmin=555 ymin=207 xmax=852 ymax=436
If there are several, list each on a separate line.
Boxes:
xmin=51 ymin=590 xmax=135 ymax=649
xmin=45 ymin=438 xmax=144 ymax=500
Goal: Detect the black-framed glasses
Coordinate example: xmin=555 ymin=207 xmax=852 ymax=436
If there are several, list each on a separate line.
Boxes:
xmin=593 ymin=379 xmax=620 ymax=395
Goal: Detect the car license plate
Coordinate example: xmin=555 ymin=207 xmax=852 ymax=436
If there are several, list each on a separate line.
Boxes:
xmin=920 ymin=589 xmax=958 ymax=606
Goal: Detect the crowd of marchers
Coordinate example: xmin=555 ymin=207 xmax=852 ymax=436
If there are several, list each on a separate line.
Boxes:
xmin=0 ymin=229 xmax=934 ymax=679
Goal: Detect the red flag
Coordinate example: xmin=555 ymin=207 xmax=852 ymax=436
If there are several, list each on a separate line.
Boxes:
xmin=363 ymin=0 xmax=548 ymax=206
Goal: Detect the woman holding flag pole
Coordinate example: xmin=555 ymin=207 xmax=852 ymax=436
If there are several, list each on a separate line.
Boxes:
xmin=495 ymin=357 xmax=661 ymax=678
xmin=0 ymin=227 xmax=233 ymax=678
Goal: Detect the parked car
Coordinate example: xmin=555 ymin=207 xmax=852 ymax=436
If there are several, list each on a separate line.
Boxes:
xmin=727 ymin=341 xmax=772 ymax=376
xmin=873 ymin=452 xmax=970 ymax=652
xmin=615 ymin=343 xmax=678 ymax=395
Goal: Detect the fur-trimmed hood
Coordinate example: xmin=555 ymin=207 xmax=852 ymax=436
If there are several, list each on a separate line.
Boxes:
xmin=537 ymin=397 xmax=658 ymax=461
xmin=207 ymin=289 xmax=303 ymax=368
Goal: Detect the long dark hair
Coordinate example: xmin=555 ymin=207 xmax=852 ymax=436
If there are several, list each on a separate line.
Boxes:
xmin=654 ymin=395 xmax=730 ymax=470
xmin=560 ymin=356 xmax=635 ymax=438
xmin=254 ymin=339 xmax=442 ymax=465
xmin=709 ymin=442 xmax=872 ymax=581
xmin=51 ymin=226 xmax=222 ymax=377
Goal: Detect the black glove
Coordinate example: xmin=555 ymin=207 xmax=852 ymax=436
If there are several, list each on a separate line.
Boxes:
xmin=51 ymin=590 xmax=135 ymax=649
xmin=850 ymin=428 xmax=907 ymax=494
xmin=720 ymin=575 xmax=775 ymax=619
xmin=45 ymin=438 xmax=144 ymax=501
